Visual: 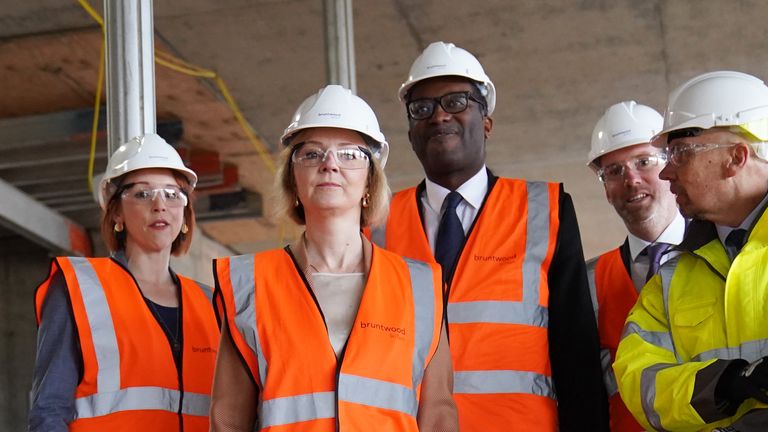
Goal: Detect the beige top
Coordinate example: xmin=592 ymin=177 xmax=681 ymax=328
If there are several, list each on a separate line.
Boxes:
xmin=311 ymin=272 xmax=365 ymax=357
xmin=209 ymin=237 xmax=458 ymax=431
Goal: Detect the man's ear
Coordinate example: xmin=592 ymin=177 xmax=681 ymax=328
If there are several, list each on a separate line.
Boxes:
xmin=726 ymin=142 xmax=750 ymax=177
xmin=484 ymin=116 xmax=493 ymax=140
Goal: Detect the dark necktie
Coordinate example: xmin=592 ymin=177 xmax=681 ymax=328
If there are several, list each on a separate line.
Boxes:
xmin=435 ymin=191 xmax=465 ymax=281
xmin=645 ymin=242 xmax=671 ymax=282
xmin=725 ymin=228 xmax=748 ymax=260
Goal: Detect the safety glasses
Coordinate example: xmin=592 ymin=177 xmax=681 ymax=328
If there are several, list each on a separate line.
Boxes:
xmin=120 ymin=183 xmax=189 ymax=208
xmin=663 ymin=143 xmax=736 ymax=166
xmin=291 ymin=143 xmax=372 ymax=170
xmin=407 ymin=91 xmax=486 ymax=120
xmin=597 ymin=153 xmax=667 ymax=183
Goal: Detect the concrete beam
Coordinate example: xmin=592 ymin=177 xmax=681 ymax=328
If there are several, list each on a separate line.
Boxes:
xmin=0 ymin=178 xmax=92 ymax=256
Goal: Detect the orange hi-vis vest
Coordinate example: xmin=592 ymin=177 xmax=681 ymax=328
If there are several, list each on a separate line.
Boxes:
xmin=35 ymin=257 xmax=219 ymax=432
xmin=214 ymin=245 xmax=443 ymax=431
xmin=586 ymin=247 xmax=643 ymax=432
xmin=373 ymin=179 xmax=561 ymax=431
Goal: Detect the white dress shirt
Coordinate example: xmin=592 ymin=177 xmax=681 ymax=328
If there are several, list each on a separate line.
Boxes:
xmin=627 ymin=212 xmax=687 ymax=291
xmin=421 ymin=167 xmax=488 ymax=253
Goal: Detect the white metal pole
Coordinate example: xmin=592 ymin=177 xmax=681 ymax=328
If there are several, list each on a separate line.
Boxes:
xmin=104 ymin=0 xmax=157 ymax=155
xmin=324 ymin=0 xmax=356 ymax=93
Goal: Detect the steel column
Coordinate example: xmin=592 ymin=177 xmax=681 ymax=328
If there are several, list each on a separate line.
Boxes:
xmin=324 ymin=0 xmax=356 ymax=93
xmin=104 ymin=0 xmax=157 ymax=154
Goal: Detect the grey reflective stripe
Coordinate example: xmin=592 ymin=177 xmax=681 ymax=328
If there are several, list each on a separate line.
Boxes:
xmin=523 ymin=181 xmax=550 ymax=309
xmin=404 ymin=258 xmax=435 ymax=393
xmin=454 ymin=370 xmax=555 ymax=399
xmin=370 ymin=225 xmax=386 ymax=247
xmin=68 ymin=257 xmax=121 ymax=393
xmin=260 ymin=392 xmax=335 ymax=428
xmin=640 ymin=363 xmax=675 ymax=432
xmin=75 ymin=387 xmax=209 ymax=419
xmin=193 ymin=280 xmax=214 ymax=304
xmin=601 ymin=348 xmax=618 ymax=397
xmin=338 ymin=374 xmax=418 ymax=417
xmin=228 ymin=254 xmax=268 ymax=386
xmin=182 ymin=391 xmax=212 ymax=416
xmin=447 ymin=301 xmax=548 ymax=327
xmin=692 ymin=339 xmax=768 ymax=363
xmin=585 ymin=257 xmax=599 ymax=322
xmin=658 ymin=257 xmax=682 ymax=362
xmin=622 ymin=321 xmax=675 ymax=352
xmin=588 ymin=259 xmax=617 ymax=396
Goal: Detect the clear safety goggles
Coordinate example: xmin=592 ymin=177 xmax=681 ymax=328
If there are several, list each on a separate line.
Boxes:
xmin=291 ymin=143 xmax=372 ymax=170
xmin=120 ymin=183 xmax=189 ymax=208
xmin=597 ymin=153 xmax=667 ymax=183
xmin=663 ymin=143 xmax=736 ymax=166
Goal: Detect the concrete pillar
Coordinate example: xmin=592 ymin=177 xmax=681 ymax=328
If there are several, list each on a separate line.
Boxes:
xmin=0 ymin=240 xmax=50 ymax=431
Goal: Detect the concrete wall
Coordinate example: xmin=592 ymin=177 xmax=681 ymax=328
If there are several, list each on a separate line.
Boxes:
xmin=0 ymin=238 xmax=50 ymax=430
xmin=0 ymin=230 xmax=231 ymax=430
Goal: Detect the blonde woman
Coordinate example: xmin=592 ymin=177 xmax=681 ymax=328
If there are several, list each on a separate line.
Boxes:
xmin=210 ymin=85 xmax=457 ymax=431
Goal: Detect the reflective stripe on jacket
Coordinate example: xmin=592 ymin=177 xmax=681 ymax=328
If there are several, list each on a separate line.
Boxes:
xmin=214 ymin=245 xmax=443 ymax=431
xmin=615 ymin=214 xmax=768 ymax=431
xmin=375 ymin=179 xmax=560 ymax=431
xmin=35 ymin=257 xmax=219 ymax=432
xmin=587 ymin=247 xmax=644 ymax=432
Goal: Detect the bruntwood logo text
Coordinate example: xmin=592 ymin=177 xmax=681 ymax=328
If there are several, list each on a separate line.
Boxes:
xmin=474 ymin=253 xmax=516 ymax=264
xmin=360 ymin=321 xmax=406 ymax=336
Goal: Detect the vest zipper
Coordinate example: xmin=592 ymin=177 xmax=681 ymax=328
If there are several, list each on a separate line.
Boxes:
xmin=286 ymin=246 xmax=342 ymax=429
xmin=111 ymin=257 xmax=186 ymax=431
xmin=440 ymin=174 xmax=496 ymax=342
xmin=176 ymin=295 xmax=185 ymax=432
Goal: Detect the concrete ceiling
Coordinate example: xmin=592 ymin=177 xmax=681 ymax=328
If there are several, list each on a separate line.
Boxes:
xmin=2 ymin=0 xmax=768 ymax=258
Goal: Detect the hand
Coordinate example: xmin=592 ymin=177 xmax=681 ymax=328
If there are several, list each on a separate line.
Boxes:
xmin=718 ymin=358 xmax=768 ymax=406
xmin=741 ymin=357 xmax=768 ymax=392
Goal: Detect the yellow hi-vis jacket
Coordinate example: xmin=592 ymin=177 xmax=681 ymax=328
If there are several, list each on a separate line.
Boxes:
xmin=614 ymin=213 xmax=768 ymax=431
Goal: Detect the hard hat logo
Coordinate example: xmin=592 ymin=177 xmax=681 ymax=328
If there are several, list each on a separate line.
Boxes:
xmin=399 ymin=41 xmax=496 ymax=116
xmin=317 ymin=112 xmax=342 ymax=119
xmin=97 ymin=133 xmax=198 ymax=209
xmin=280 ymin=85 xmax=389 ymax=168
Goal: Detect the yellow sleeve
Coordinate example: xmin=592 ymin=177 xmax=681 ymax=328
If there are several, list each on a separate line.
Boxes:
xmin=613 ymin=275 xmax=716 ymax=431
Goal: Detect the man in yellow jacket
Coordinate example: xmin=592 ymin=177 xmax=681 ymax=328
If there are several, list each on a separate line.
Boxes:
xmin=614 ymin=70 xmax=768 ymax=431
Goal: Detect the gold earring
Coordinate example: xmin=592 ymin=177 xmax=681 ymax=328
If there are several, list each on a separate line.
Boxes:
xmin=362 ymin=193 xmax=370 ymax=208
xmin=114 ymin=222 xmax=124 ymax=232
xmin=294 ymin=197 xmax=300 ymax=207
xmin=181 ymin=223 xmax=189 ymax=234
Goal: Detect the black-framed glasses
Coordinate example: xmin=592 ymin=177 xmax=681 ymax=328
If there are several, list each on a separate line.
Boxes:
xmin=407 ymin=91 xmax=486 ymax=120
xmin=663 ymin=143 xmax=736 ymax=166
xmin=291 ymin=143 xmax=372 ymax=169
xmin=119 ymin=183 xmax=189 ymax=207
xmin=597 ymin=153 xmax=667 ymax=183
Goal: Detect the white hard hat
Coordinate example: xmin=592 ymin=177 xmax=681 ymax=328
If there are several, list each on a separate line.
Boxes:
xmin=652 ymin=71 xmax=768 ymax=160
xmin=588 ymin=101 xmax=663 ymax=168
xmin=398 ymin=41 xmax=496 ymax=115
xmin=98 ymin=133 xmax=198 ymax=209
xmin=281 ymin=84 xmax=389 ymax=167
